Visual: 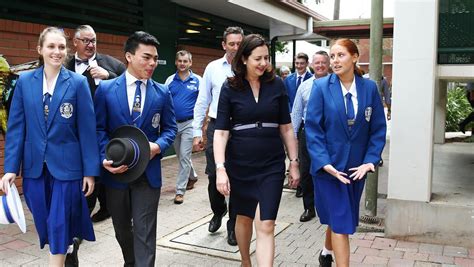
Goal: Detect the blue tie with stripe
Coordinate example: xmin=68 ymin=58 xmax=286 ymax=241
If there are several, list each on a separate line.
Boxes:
xmin=131 ymin=80 xmax=142 ymax=126
xmin=346 ymin=92 xmax=355 ymax=129
xmin=43 ymin=92 xmax=51 ymax=122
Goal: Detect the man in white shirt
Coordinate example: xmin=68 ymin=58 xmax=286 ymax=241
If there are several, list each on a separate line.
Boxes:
xmin=291 ymin=51 xmax=330 ymax=223
xmin=192 ymin=26 xmax=244 ymax=246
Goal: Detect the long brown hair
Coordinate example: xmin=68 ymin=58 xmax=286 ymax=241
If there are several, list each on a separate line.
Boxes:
xmin=228 ymin=34 xmax=275 ymax=90
xmin=331 ymin=38 xmax=363 ymax=77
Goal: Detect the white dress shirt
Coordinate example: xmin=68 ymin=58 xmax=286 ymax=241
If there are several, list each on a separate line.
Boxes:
xmin=74 ymin=53 xmax=100 ymax=85
xmin=125 ymin=71 xmax=147 ymax=115
xmin=42 ymin=71 xmax=60 ymax=97
xmin=340 ymin=78 xmax=358 ymax=118
xmin=192 ymin=55 xmax=233 ymax=137
xmin=291 ymin=76 xmax=315 ymax=135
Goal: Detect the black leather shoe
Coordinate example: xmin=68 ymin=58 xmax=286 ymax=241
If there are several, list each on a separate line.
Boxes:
xmin=227 ymin=230 xmax=237 ymax=246
xmin=295 ymin=186 xmax=303 ymax=198
xmin=91 ymin=209 xmax=111 ymax=223
xmin=208 ymin=208 xmax=227 ymax=233
xmin=65 ymin=238 xmax=80 ymax=267
xmin=319 ymin=251 xmax=333 ymax=267
xmin=299 ymin=209 xmax=316 ymax=222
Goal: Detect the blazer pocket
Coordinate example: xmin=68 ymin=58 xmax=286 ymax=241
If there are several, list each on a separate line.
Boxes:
xmin=23 ymin=142 xmax=32 ymax=170
xmin=63 ymin=143 xmax=82 ymax=171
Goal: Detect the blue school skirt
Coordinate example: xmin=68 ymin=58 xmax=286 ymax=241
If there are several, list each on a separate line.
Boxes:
xmin=23 ymin=165 xmax=95 ymax=254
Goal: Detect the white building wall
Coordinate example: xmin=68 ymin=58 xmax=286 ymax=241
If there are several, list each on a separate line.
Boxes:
xmin=388 ymin=0 xmax=439 ymax=202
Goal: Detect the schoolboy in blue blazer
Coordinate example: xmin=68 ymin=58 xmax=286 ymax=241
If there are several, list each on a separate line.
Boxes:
xmin=284 ymin=52 xmax=312 ymax=111
xmin=94 ymin=31 xmax=177 ymax=267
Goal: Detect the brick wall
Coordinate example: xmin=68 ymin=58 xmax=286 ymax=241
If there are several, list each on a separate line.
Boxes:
xmin=0 ymin=19 xmax=127 ymax=66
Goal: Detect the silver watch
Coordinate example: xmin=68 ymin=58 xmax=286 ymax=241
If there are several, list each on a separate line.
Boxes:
xmin=216 ymin=163 xmax=225 ymax=170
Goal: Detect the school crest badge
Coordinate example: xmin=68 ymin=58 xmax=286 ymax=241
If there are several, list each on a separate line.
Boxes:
xmin=365 ymin=107 xmax=372 ymax=122
xmin=152 ymin=113 xmax=160 ymax=128
xmin=60 ymin=103 xmax=73 ymax=119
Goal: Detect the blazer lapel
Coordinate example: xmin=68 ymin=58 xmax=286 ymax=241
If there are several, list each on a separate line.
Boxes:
xmin=47 ymin=67 xmax=70 ymax=130
xmin=32 ymin=67 xmax=46 ymax=135
xmin=328 ymin=74 xmax=350 ymax=138
xmin=351 ymin=75 xmax=367 ymax=136
xmin=138 ymin=80 xmax=156 ymax=128
xmin=114 ymin=74 xmax=133 ymax=125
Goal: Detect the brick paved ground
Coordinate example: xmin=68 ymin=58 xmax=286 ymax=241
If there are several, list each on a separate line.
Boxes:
xmin=0 ymin=152 xmax=473 ymax=266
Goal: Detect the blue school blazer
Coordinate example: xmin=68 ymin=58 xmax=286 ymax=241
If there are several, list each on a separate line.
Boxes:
xmin=305 ymin=74 xmax=387 ymax=179
xmin=4 ymin=66 xmax=100 ymax=180
xmin=94 ymin=73 xmax=177 ymax=189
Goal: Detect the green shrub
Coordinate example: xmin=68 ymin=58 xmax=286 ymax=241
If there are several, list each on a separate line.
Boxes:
xmin=446 ymin=87 xmax=473 ymax=132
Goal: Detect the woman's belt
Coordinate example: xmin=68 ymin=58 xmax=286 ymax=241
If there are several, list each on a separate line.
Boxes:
xmin=232 ymin=122 xmax=279 ymax=131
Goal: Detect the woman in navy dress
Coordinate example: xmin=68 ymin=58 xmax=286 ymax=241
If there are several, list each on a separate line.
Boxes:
xmin=305 ymin=39 xmax=386 ymax=266
xmin=0 ymin=27 xmax=99 ymax=266
xmin=213 ymin=34 xmax=300 ymax=266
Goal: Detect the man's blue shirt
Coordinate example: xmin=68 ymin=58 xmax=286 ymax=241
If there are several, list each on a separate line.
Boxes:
xmin=165 ymin=71 xmax=202 ymax=121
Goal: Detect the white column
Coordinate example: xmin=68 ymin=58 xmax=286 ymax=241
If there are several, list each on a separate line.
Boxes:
xmin=388 ymin=0 xmax=439 ymax=202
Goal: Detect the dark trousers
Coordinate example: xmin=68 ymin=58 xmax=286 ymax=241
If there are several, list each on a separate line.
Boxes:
xmin=298 ymin=125 xmax=314 ymax=211
xmin=106 ymin=176 xmax=161 ymax=267
xmin=86 ymin=181 xmax=107 ymax=214
xmin=205 ymin=119 xmax=236 ymax=232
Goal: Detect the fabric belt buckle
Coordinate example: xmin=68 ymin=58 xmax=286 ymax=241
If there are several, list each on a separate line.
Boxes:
xmin=255 ymin=121 xmax=262 ymax=129
xmin=347 ymin=119 xmax=355 ymax=126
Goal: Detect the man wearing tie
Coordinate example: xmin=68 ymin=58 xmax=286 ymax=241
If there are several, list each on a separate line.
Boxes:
xmin=94 ymin=31 xmax=177 ymax=266
xmin=65 ymin=25 xmax=126 ymax=224
xmin=284 ymin=52 xmax=312 ymax=112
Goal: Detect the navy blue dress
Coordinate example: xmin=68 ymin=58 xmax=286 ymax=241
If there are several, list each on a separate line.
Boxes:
xmin=215 ymin=77 xmax=290 ymax=220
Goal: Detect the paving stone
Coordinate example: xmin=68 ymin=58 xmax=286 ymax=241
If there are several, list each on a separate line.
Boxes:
xmin=404 ymin=252 xmax=430 ymax=261
xmin=428 ymin=254 xmax=455 ymax=264
xmin=378 ymin=249 xmax=404 ymax=259
xmin=356 ymin=247 xmax=381 ymax=256
xmin=388 ymin=258 xmax=415 ymax=267
xmin=419 ymin=243 xmax=444 ymax=255
xmin=2 ymin=239 xmax=32 ymax=250
xmin=454 ymin=257 xmax=474 ymax=267
xmin=414 ymin=261 xmax=442 ymax=267
xmin=395 ymin=241 xmax=420 ymax=252
xmin=352 ymin=238 xmax=374 ymax=248
xmin=350 ymin=253 xmax=366 ymax=263
xmin=372 ymin=237 xmax=397 ymax=250
xmin=363 ymin=255 xmax=389 ymax=265
xmin=443 ymin=245 xmax=469 ymax=258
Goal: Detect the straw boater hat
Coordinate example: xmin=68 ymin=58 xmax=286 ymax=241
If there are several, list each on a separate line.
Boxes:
xmin=0 ymin=183 xmax=26 ymax=233
xmin=105 ymin=125 xmax=150 ymax=183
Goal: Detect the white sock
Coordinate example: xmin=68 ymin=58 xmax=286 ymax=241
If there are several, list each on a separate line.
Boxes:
xmin=66 ymin=244 xmax=74 ymax=254
xmin=322 ymin=247 xmax=333 ymax=256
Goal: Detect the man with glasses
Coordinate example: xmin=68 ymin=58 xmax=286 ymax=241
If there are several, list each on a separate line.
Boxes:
xmin=64 ymin=25 xmax=125 ymax=267
xmin=66 ymin=25 xmax=126 ymax=97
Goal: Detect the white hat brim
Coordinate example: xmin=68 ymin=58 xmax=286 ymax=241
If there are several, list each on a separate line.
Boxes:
xmin=6 ymin=184 xmax=26 ymax=233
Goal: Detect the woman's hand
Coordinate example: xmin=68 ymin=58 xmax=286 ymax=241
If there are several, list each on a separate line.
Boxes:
xmin=216 ymin=168 xmax=230 ymax=196
xmin=0 ymin=173 xmax=17 ymax=194
xmin=83 ymin=176 xmax=95 ymax=197
xmin=103 ymin=159 xmax=128 ymax=174
xmin=349 ymin=163 xmax=375 ymax=180
xmin=323 ymin=164 xmax=350 ymax=184
xmin=288 ymin=161 xmax=300 ymax=188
